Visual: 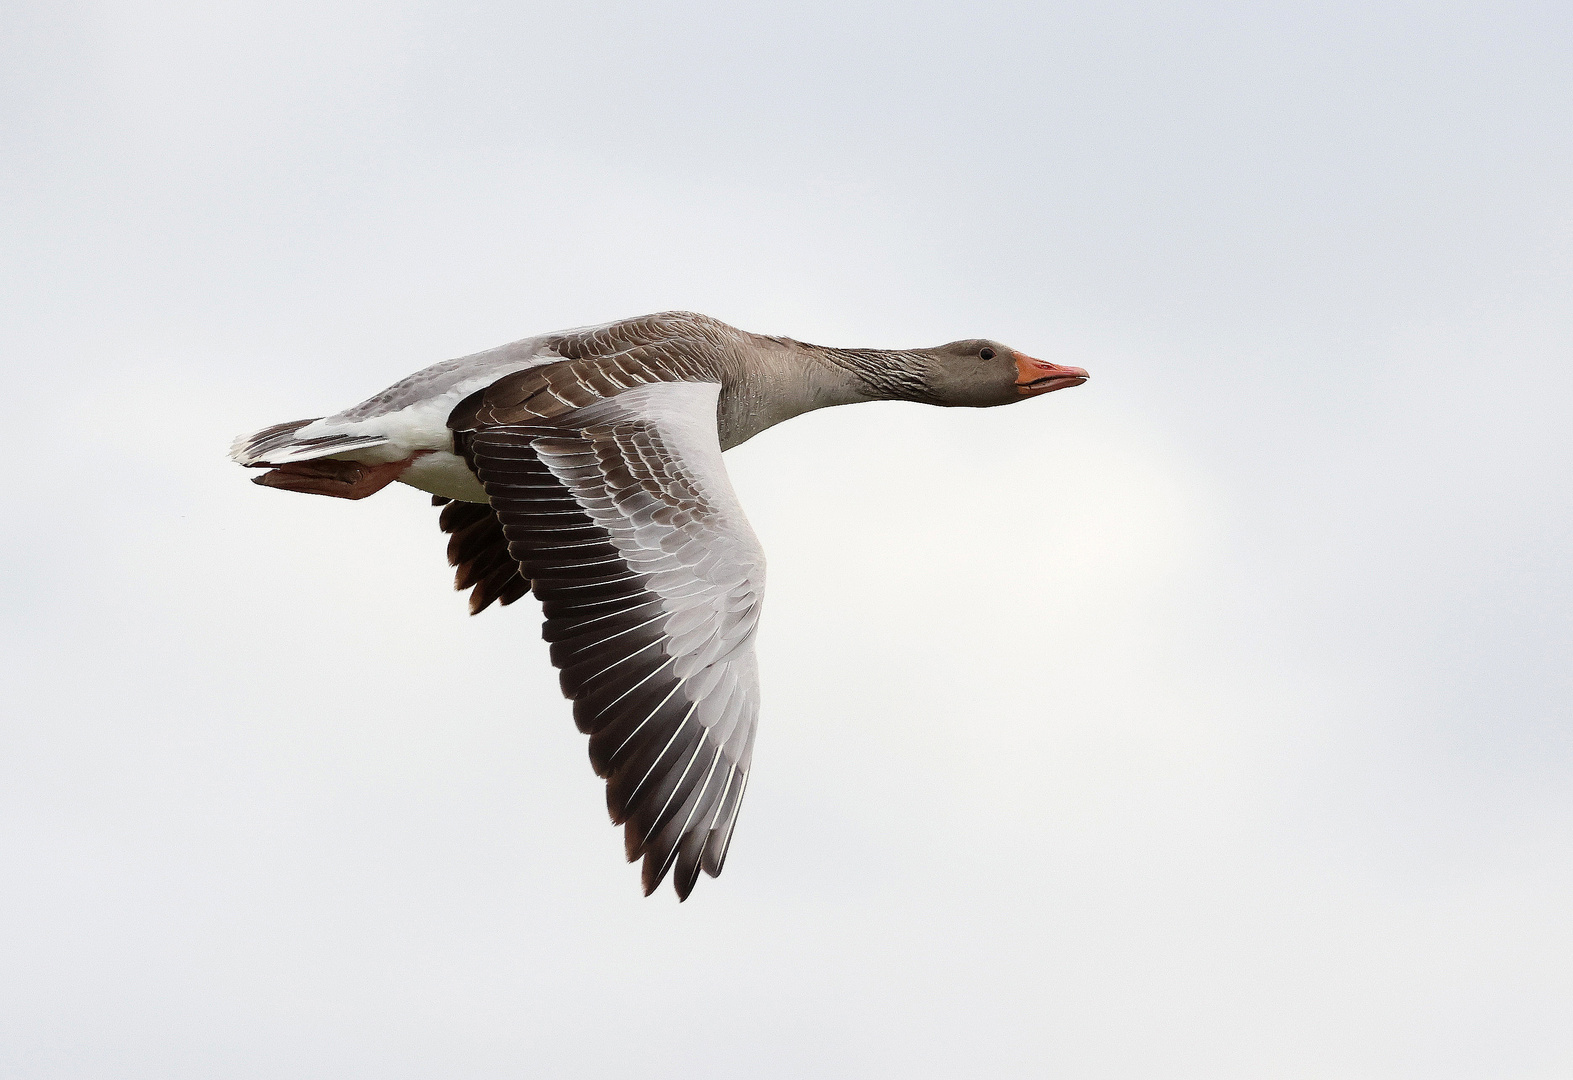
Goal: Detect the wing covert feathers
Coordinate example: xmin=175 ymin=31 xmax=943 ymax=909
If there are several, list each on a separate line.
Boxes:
xmin=447 ymin=311 xmax=734 ymax=430
xmin=453 ymin=378 xmax=763 ymax=899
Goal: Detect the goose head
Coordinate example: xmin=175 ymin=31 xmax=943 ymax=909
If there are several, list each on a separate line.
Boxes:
xmin=921 ymin=339 xmax=1089 ymax=407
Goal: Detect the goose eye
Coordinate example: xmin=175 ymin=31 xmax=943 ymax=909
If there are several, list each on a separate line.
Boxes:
xmin=979 ymin=347 xmax=995 ymax=360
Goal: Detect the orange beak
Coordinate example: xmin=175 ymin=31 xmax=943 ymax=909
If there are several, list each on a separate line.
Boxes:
xmin=1014 ymin=352 xmax=1089 ymax=396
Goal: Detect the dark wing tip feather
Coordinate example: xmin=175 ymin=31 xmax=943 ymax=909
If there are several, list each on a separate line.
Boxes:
xmin=435 ymin=500 xmax=531 ymax=615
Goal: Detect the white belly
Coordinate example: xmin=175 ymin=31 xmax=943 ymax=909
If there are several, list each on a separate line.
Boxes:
xmin=397 ymin=450 xmax=489 ymax=503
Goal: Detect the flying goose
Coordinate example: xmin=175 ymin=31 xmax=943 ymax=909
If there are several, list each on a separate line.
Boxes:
xmin=231 ymin=311 xmax=1089 ymax=898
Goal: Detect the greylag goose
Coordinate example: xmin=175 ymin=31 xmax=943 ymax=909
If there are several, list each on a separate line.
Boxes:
xmin=231 ymin=311 xmax=1088 ymax=898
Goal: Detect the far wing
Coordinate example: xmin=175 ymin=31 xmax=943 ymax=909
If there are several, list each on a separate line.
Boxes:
xmin=433 ymin=497 xmax=530 ymax=614
xmin=454 ymin=380 xmax=764 ymax=899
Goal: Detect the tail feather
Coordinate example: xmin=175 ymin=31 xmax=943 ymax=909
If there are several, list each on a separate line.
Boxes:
xmin=230 ymin=418 xmax=391 ymax=467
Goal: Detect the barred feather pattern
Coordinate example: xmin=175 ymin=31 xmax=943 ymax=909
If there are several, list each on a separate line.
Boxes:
xmin=449 ymin=313 xmax=733 ymax=430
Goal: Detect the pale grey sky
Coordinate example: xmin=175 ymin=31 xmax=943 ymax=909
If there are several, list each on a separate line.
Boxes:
xmin=2 ymin=1 xmax=1569 ymax=1077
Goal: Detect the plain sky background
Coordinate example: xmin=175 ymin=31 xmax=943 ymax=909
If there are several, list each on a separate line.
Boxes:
xmin=2 ymin=1 xmax=1570 ymax=1077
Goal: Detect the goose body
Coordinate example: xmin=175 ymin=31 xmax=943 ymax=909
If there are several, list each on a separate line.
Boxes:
xmin=231 ymin=311 xmax=1088 ymax=898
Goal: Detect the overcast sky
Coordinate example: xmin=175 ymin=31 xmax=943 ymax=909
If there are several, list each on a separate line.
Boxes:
xmin=2 ymin=1 xmax=1570 ymax=1077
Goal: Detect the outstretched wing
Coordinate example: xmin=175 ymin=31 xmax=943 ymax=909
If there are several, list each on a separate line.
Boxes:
xmin=453 ymin=380 xmax=764 ymax=899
